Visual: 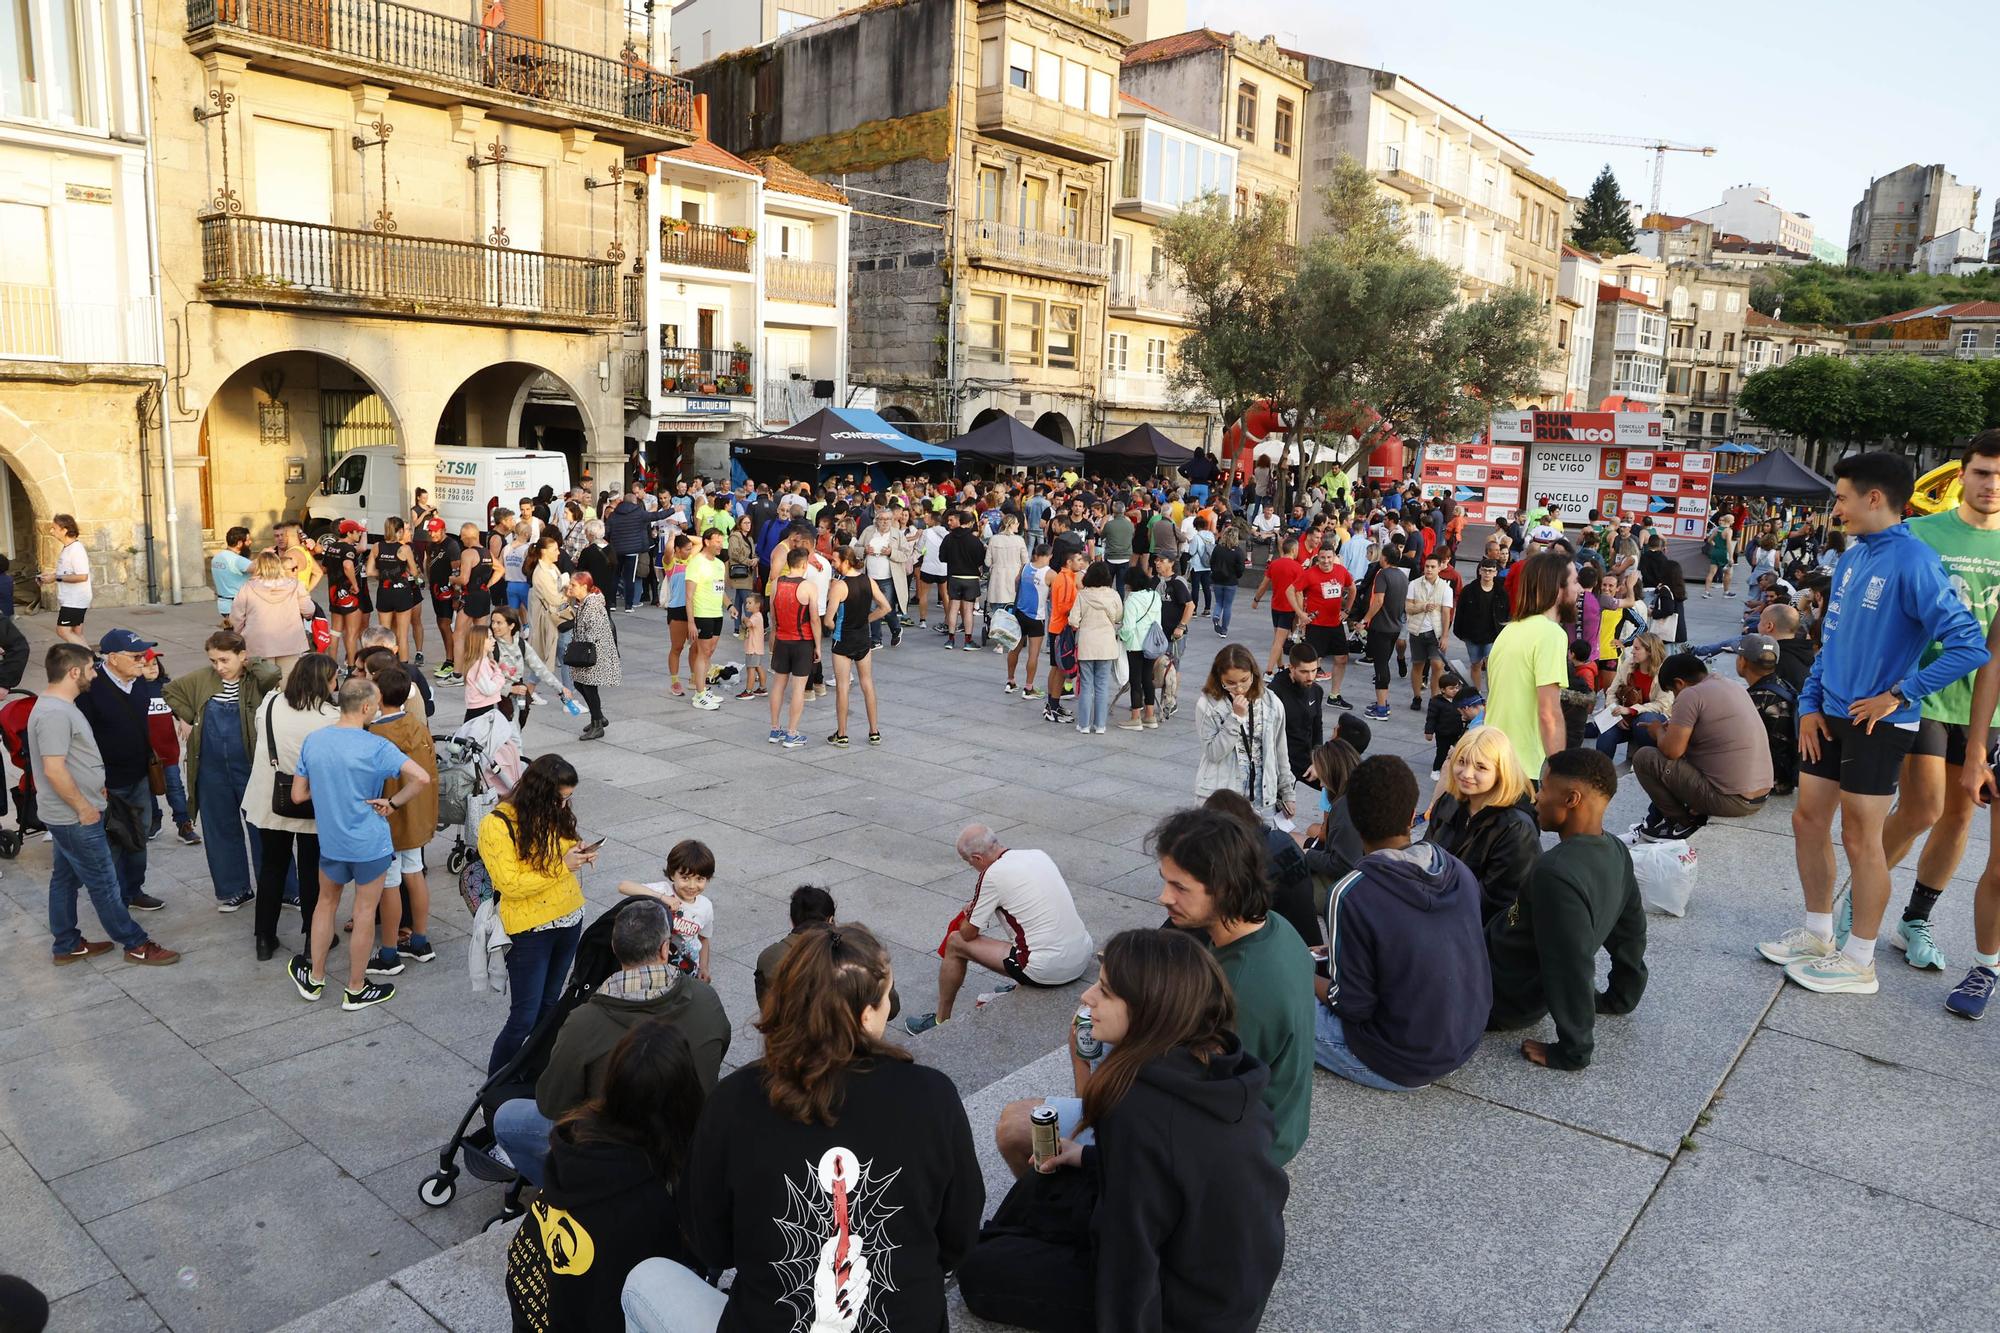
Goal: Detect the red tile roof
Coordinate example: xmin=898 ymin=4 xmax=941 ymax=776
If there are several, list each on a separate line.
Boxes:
xmin=1118 ymin=91 xmax=1173 ymax=117
xmin=1123 ymin=29 xmax=1228 ymax=66
xmin=1561 ymin=243 xmax=1598 ymax=260
xmin=749 ymin=153 xmax=847 ymax=205
xmin=661 ymin=139 xmax=760 ymax=178
xmin=1856 ymin=300 xmax=2000 ymax=327
xmin=1597 ymin=280 xmax=1656 ymax=308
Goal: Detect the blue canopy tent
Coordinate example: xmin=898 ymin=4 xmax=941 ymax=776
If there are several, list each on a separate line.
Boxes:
xmin=1711 ymin=441 xmax=1764 ymax=455
xmin=729 ymin=407 xmax=948 ymax=488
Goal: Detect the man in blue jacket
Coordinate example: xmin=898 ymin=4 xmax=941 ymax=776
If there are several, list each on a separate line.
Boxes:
xmin=1759 ymin=451 xmax=1989 ymax=996
xmin=1316 ymin=754 xmax=1491 ymax=1089
xmin=602 ymin=481 xmax=667 ymax=611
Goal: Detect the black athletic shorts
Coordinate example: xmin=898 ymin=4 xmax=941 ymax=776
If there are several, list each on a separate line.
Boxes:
xmin=834 ymin=638 xmax=870 ymax=661
xmin=948 ymin=575 xmax=981 ymax=603
xmin=1911 ymin=718 xmax=1973 ymax=768
xmin=1001 ymin=947 xmax=1062 ymax=986
xmin=1271 ymin=609 xmax=1297 ymax=630
xmin=694 ymin=615 xmax=722 ymax=640
xmin=1304 ymin=623 xmax=1348 ymax=658
xmin=1799 ymin=714 xmax=1919 ymax=796
xmin=770 ymin=638 xmax=816 ymax=676
xmin=921 ymin=571 xmax=946 ymax=585
xmin=56 ymin=605 xmax=86 ymax=627
xmin=667 ymin=605 xmax=688 ymax=623
xmin=462 ymin=589 xmax=492 ymax=619
xmin=1017 ymin=613 xmax=1046 ymax=639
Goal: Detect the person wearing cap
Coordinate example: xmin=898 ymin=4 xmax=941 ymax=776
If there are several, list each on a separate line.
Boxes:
xmin=74 ymin=629 xmax=169 ymax=913
xmin=1630 ymin=651 xmax=1774 ymax=842
xmin=1736 ymin=633 xmax=1798 ymax=797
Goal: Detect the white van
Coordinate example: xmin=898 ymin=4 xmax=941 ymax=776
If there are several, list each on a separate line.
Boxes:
xmin=304 ymin=447 xmax=573 ymax=539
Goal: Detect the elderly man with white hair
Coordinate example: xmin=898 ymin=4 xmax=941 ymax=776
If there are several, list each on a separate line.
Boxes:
xmin=905 ymin=824 xmax=1095 ymax=1035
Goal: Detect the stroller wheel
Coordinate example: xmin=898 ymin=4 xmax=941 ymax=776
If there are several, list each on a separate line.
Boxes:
xmin=0 ymin=829 xmax=19 ymax=859
xmin=418 ymin=1174 xmax=457 ymax=1208
xmin=447 ymin=846 xmax=469 ymax=875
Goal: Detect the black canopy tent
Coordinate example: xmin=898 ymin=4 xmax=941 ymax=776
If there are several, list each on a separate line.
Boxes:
xmin=1091 ymin=423 xmax=1198 ymax=468
xmin=946 ymin=414 xmax=1084 ymax=469
xmin=1709 ymin=448 xmax=1835 ymax=501
xmin=729 ymin=407 xmax=924 ymax=467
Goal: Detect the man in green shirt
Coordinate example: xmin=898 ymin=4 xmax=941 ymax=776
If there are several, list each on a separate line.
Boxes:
xmin=1100 ymin=505 xmax=1136 ymax=590
xmin=684 ymin=526 xmax=729 ymax=711
xmin=1488 ymin=747 xmax=1647 ymax=1071
xmin=1483 ymin=550 xmax=1577 ymax=775
xmin=1880 ymin=433 xmax=2000 ymax=977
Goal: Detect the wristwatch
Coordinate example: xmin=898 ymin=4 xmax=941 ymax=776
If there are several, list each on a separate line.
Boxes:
xmin=1889 ymin=686 xmax=1908 ymax=707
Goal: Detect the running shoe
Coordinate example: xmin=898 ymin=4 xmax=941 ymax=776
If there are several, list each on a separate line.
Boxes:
xmin=1893 ymin=917 xmax=1947 ymax=970
xmin=367 ymin=949 xmax=405 ymax=977
xmin=414 ymin=652 xmax=424 ymax=665
xmin=826 ymin=733 xmax=849 ymax=747
xmin=1022 ymin=687 xmax=1041 ymax=700
xmin=1757 ymin=926 xmax=1836 ymax=967
xmin=1329 ymin=694 xmax=1352 ymax=710
xmin=1365 ymin=704 xmax=1391 ymax=720
xmin=768 ymin=728 xmax=785 ymax=744
xmin=1118 ymin=719 xmax=1145 ymax=730
xmin=176 ymin=822 xmax=202 ymax=846
xmin=1144 ymin=718 xmax=1160 ymax=729
xmin=397 ymin=934 xmax=437 ymax=963
xmin=692 ymin=692 xmax=721 ymax=711
xmin=1945 ymin=965 xmax=1996 ymax=1019
xmin=670 ymin=679 xmax=684 ymax=696
xmin=288 ymin=955 xmax=324 ymax=1001
xmin=942 ymin=640 xmax=955 ymax=651
xmin=1410 ymin=697 xmax=1423 ymax=711
xmin=904 ymin=1012 xmax=943 ymax=1035
xmin=1784 ymin=952 xmax=1878 ymax=995
xmin=1044 ymin=707 xmax=1072 ymax=724
xmin=735 ymin=690 xmax=755 ymax=700
xmin=868 ymin=732 xmax=882 ymax=746
xmin=342 ymin=981 xmax=396 ymax=1011
xmin=217 ymin=891 xmax=253 ymax=913
xmin=53 ymin=940 xmax=114 ymax=966
xmin=1004 ymin=682 xmax=1016 ymax=693
xmin=127 ymin=893 xmax=165 ymax=912
xmin=782 ymin=732 xmax=809 ymax=749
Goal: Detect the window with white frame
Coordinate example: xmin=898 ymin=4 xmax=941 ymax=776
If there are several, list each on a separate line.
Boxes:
xmin=1961 ymin=330 xmax=1980 ymax=351
xmin=1087 ymin=69 xmax=1112 ymax=117
xmin=1700 ymin=289 xmax=1716 ymax=311
xmin=1724 ymin=291 xmax=1740 ymax=313
xmin=1108 ymin=331 xmax=1129 ymax=374
xmin=980 ymin=38 xmax=1000 ymax=88
xmin=1008 ymin=42 xmax=1032 ymax=90
xmin=968 ymin=292 xmax=1004 ymax=363
xmin=1037 ymin=51 xmax=1060 ymax=100
xmin=1048 ymin=304 xmax=1080 ymax=369
xmin=1144 ymin=336 xmax=1168 ymax=376
xmin=4 ymin=0 xmax=123 ymax=129
xmin=1009 ymin=296 xmax=1043 ymax=366
xmin=1062 ymin=60 xmax=1086 ymax=110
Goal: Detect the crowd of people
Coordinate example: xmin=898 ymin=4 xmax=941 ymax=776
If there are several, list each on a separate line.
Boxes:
xmin=20 ymin=427 xmax=2000 ymax=1330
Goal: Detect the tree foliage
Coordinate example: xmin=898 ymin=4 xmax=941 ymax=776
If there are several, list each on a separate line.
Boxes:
xmin=1569 ymin=166 xmax=1637 ymax=256
xmin=1736 ymin=353 xmax=1999 ymax=472
xmin=1747 ymin=262 xmax=2000 ymax=325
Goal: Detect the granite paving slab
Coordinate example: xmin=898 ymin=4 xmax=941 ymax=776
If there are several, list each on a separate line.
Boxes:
xmin=44 ymin=1276 xmax=163 ymax=1333
xmin=0 ymin=1144 xmax=117 ymax=1304
xmin=49 ymin=1108 xmax=302 ymax=1224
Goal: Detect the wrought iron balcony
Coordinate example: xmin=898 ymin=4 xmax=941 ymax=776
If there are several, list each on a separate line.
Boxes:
xmin=764 ymin=256 xmax=838 ymax=306
xmin=621 ymin=348 xmax=646 ymax=398
xmin=198 ymin=213 xmax=617 ymax=330
xmin=660 ymin=220 xmax=754 ymax=272
xmin=660 ymin=345 xmax=753 ymax=397
xmin=184 ymin=0 xmax=696 ymax=146
xmin=621 ymin=273 xmax=642 ymax=326
xmin=964 ymin=221 xmax=1108 ymax=280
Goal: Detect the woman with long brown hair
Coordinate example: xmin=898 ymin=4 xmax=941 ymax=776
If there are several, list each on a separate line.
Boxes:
xmin=479 ymin=753 xmax=592 ymax=1074
xmin=625 ymin=923 xmax=981 ymax=1333
xmin=960 ymin=928 xmax=1288 ymax=1333
xmin=1193 ymin=643 xmax=1294 ymax=823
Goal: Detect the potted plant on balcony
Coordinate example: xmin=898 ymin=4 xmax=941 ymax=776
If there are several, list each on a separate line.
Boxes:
xmin=727 ymin=226 xmax=756 ymax=244
xmin=730 ymin=341 xmax=751 ymax=376
xmin=716 ymin=375 xmax=738 ymax=395
xmin=664 ymin=218 xmax=691 ymax=235
xmin=700 ymin=380 xmax=718 ymax=395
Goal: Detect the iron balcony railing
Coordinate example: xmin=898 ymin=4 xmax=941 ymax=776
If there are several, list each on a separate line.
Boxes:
xmin=660 ymin=345 xmax=753 ymax=396
xmin=621 ymin=348 xmax=646 ymax=397
xmin=660 ymin=220 xmax=754 ymax=272
xmin=199 ymin=213 xmax=617 ymax=324
xmin=621 ymin=273 xmax=642 ymax=326
xmin=185 ymin=0 xmax=696 ymax=135
xmin=764 ymin=256 xmax=838 ymax=305
xmin=964 ymin=220 xmax=1107 ymax=276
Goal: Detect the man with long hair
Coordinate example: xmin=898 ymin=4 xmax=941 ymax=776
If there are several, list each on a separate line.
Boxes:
xmin=1483 ymin=550 xmax=1579 ymax=775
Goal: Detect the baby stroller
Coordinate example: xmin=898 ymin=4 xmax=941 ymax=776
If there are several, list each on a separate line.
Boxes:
xmin=416 ymin=897 xmax=651 ymax=1228
xmin=0 ymin=688 xmax=41 ymax=857
xmin=433 ymin=709 xmax=523 ymax=875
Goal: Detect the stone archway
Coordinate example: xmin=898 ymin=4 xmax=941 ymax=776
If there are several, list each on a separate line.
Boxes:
xmin=968 ymin=407 xmax=1010 ymax=434
xmin=0 ymin=396 xmax=83 ymax=582
xmin=1033 ymin=411 xmax=1075 ymax=448
xmin=436 ymin=361 xmax=594 ymax=489
xmin=879 ymin=404 xmax=929 ymax=444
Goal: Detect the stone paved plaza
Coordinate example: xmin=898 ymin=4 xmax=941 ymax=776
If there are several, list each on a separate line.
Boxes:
xmin=5 ymin=581 xmax=2000 ymax=1331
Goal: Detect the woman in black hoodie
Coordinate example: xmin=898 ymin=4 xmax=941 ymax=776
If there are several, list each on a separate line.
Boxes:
xmin=505 ymin=1019 xmax=706 ymax=1333
xmin=624 ymin=923 xmax=982 ymax=1333
xmin=959 ymin=929 xmax=1288 ymax=1333
xmin=1422 ymin=725 xmax=1542 ymax=924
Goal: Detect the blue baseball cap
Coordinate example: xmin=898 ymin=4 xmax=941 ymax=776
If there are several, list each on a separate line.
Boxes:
xmin=97 ymin=629 xmax=158 ymax=655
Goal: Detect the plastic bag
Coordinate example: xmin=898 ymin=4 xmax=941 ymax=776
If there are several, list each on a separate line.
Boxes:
xmin=987 ymin=607 xmax=1022 ymax=652
xmin=1113 ymin=653 xmax=1129 ymax=688
xmin=1621 ymin=834 xmax=1696 ymax=916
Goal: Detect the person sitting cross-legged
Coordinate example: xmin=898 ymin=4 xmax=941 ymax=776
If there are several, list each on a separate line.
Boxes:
xmin=1487 ymin=748 xmax=1648 ymax=1071
xmin=491 ymin=897 xmax=729 ymax=1186
xmin=1315 ymin=754 xmax=1492 ymax=1091
xmin=1630 ymin=651 xmax=1774 ymax=841
xmin=906 ymin=825 xmax=1095 ymax=1034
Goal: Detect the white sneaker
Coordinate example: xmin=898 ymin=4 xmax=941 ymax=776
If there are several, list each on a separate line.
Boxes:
xmin=693 ymin=692 xmax=721 ymax=711
xmin=1757 ymin=926 xmax=1835 ymax=967
xmin=1785 ymin=951 xmax=1879 ymax=995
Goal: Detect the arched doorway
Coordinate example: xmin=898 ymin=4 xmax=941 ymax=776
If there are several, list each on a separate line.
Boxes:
xmin=1033 ymin=412 xmax=1074 ymax=448
xmin=967 ymin=407 xmax=1010 ymax=434
xmin=436 ymin=362 xmax=591 ymax=488
xmin=879 ymin=404 xmax=929 ymax=443
xmin=196 ymin=351 xmax=403 ymax=540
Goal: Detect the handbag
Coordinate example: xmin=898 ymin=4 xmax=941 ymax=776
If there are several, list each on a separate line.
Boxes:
xmin=562 ymin=637 xmax=597 ymax=669
xmin=265 ymin=703 xmax=314 ymax=819
xmin=146 ymin=753 xmax=167 ymax=797
xmin=728 ymin=561 xmax=751 ymax=580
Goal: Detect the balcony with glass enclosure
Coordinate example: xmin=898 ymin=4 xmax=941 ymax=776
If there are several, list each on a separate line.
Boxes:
xmin=1114 ymin=113 xmax=1239 ymax=223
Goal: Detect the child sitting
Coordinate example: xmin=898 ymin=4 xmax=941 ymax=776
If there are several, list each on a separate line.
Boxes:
xmin=1423 ymin=672 xmax=1468 ymax=779
xmin=735 ymin=593 xmax=768 ymax=699
xmin=616 ymin=838 xmax=714 ymax=981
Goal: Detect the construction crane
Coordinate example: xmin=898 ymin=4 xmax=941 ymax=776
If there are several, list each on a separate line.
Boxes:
xmin=1502 ymin=132 xmax=1718 ymax=217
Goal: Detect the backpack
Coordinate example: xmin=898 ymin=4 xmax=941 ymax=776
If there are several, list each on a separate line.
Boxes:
xmin=1750 ymin=676 xmax=1799 ymax=791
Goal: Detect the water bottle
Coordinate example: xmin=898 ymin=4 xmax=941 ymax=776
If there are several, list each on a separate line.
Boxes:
xmin=1073 ymin=1005 xmax=1101 ymax=1061
xmin=562 ymin=696 xmax=584 ymax=717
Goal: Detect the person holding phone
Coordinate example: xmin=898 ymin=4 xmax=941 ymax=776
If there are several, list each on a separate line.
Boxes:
xmin=1193 ymin=644 xmax=1294 ymax=827
xmin=480 ymin=754 xmax=594 ymax=1072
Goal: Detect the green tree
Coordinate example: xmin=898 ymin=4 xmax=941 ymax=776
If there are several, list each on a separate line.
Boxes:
xmin=1734 ymin=353 xmax=1860 ymax=473
xmin=1852 ymin=356 xmax=1986 ymax=459
xmin=1569 ymin=166 xmax=1637 ymax=255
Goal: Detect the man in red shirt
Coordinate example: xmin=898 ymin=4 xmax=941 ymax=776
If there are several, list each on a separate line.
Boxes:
xmin=1254 ymin=534 xmax=1306 ymax=675
xmin=1292 ymin=545 xmax=1355 ymax=707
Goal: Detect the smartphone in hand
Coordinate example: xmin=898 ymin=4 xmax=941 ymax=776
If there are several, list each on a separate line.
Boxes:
xmin=578 ymin=837 xmax=607 ymax=853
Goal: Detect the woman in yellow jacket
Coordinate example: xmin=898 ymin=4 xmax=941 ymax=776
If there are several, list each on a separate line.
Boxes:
xmin=480 ymin=753 xmax=596 ymax=1074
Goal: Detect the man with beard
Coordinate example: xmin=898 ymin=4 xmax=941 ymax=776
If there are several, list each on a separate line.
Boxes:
xmin=1483 ymin=551 xmax=1578 ymax=776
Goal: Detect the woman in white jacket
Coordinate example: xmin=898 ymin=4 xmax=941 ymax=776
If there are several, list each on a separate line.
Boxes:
xmin=1193 ymin=643 xmax=1295 ymax=825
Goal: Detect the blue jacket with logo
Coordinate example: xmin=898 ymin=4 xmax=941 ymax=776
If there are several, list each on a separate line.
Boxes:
xmin=1800 ymin=523 xmax=1987 ymax=724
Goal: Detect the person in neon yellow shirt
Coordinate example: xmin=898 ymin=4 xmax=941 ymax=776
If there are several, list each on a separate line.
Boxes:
xmin=1483 ymin=550 xmax=1578 ymax=776
xmin=684 ymin=527 xmax=730 ymax=710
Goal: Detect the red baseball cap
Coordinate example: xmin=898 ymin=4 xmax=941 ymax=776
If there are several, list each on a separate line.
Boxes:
xmin=337 ymin=519 xmax=366 ymax=535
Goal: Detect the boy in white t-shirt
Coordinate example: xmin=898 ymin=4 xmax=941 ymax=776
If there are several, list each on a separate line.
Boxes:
xmin=616 ymin=838 xmax=714 ymax=981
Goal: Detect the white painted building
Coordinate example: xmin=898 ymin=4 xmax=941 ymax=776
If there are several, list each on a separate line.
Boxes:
xmin=1557 ymin=245 xmax=1602 ymax=408
xmin=1689 ymin=184 xmax=1814 ymax=257
xmin=1912 ymin=226 xmax=1991 ymax=275
xmin=669 ymin=0 xmax=860 ymax=68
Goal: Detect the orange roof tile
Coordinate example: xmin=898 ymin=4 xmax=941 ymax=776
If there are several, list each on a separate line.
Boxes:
xmin=1123 ymin=29 xmax=1228 ymax=66
xmin=661 ymin=139 xmax=760 ymax=178
xmin=749 ymin=153 xmax=848 ymax=205
xmin=1118 ymin=90 xmax=1173 ymax=117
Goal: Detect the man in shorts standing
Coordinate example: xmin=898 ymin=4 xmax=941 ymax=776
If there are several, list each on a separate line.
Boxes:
xmin=1406 ymin=553 xmax=1455 ymax=712
xmin=765 ymin=546 xmax=822 ymax=749
xmin=684 ymin=526 xmax=728 ymax=711
xmin=40 ymin=514 xmax=92 ymax=645
xmin=1758 ymin=452 xmax=1987 ymax=996
xmin=1872 ymin=431 xmax=2000 ymax=973
xmin=1292 ymin=544 xmax=1354 ymax=708
xmin=939 ymin=508 xmax=987 ymax=651
xmin=1255 ymin=534 xmax=1306 ymax=676
xmin=287 ymin=677 xmax=434 ymax=1011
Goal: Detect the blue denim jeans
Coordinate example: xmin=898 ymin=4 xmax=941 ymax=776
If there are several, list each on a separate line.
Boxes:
xmin=1314 ymin=1006 xmax=1421 ymax=1091
xmin=48 ymin=819 xmax=149 ymax=954
xmin=491 ymin=1097 xmax=554 ymax=1187
xmin=151 ymin=762 xmax=190 ymax=830
xmin=872 ymin=577 xmax=902 ymax=646
xmin=617 ymin=553 xmax=642 ymax=611
xmin=488 ymin=919 xmax=582 ymax=1074
xmin=197 ymin=695 xmax=263 ymax=901
xmin=1075 ymin=658 xmax=1115 ymax=732
xmin=1213 ymin=583 xmax=1238 ymax=634
xmin=622 ymin=1258 xmax=727 ymax=1333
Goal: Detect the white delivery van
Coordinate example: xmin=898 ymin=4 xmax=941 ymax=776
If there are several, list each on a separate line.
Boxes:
xmin=304 ymin=447 xmax=572 ymax=539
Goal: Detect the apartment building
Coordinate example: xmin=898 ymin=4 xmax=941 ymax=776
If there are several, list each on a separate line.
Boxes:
xmin=1556 ymin=245 xmax=1602 ymax=409
xmin=152 ymin=0 xmax=699 ymax=589
xmin=1846 ymin=301 xmax=2000 ymax=363
xmin=1910 ymin=227 xmax=1991 ymax=276
xmin=1990 ymin=199 xmax=2000 ymax=266
xmin=1099 ymin=94 xmax=1235 ymax=446
xmin=2 ymin=0 xmax=165 ymax=603
xmin=622 ymin=141 xmax=851 ymax=476
xmin=1103 ymin=0 xmax=1187 ymax=45
xmin=1848 ymin=163 xmax=1982 ymax=273
xmin=1507 ymin=165 xmax=1568 ymax=405
xmin=1659 ymin=267 xmax=1753 ymax=445
xmin=1290 ymin=57 xmax=1531 ymax=301
xmin=1118 ymin=30 xmax=1307 ymax=239
xmin=1637 ymin=213 xmax=1714 ymax=265
xmin=1690 ymin=184 xmax=1814 ymax=257
xmin=684 ymin=0 xmax=1124 ymax=448
xmin=668 ymin=0 xmax=860 ymax=69
xmin=1734 ymin=308 xmax=1844 ymax=454
xmin=1587 ymin=280 xmax=1665 ymax=410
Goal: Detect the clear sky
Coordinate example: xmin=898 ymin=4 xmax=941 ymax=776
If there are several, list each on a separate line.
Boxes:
xmin=1190 ymin=0 xmax=1998 ymax=249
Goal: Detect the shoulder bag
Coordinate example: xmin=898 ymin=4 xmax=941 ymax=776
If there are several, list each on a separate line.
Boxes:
xmin=266 ymin=702 xmax=314 ymax=819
